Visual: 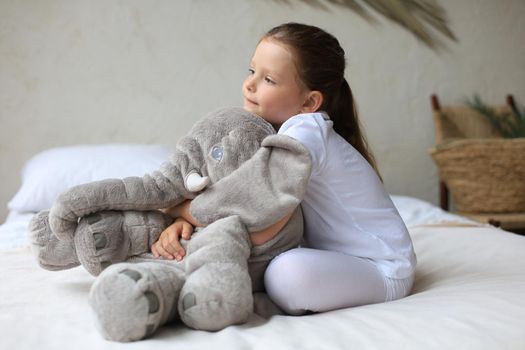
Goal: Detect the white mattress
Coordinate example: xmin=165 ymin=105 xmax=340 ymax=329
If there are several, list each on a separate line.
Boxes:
xmin=2 ymin=197 xmax=525 ymax=349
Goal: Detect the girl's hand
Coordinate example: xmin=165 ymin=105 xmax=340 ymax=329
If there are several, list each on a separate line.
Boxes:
xmin=151 ymin=217 xmax=194 ymax=261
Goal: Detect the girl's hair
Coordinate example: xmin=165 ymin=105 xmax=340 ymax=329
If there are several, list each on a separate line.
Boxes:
xmin=263 ymin=23 xmax=382 ymax=179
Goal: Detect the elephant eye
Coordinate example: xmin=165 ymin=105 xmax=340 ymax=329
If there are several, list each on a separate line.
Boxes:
xmin=210 ymin=145 xmax=224 ymax=162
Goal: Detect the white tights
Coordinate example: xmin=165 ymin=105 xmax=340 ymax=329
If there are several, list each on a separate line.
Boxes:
xmin=264 ymin=248 xmax=413 ymax=315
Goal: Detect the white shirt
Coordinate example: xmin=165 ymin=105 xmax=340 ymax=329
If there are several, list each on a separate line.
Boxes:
xmin=278 ymin=112 xmax=416 ymax=279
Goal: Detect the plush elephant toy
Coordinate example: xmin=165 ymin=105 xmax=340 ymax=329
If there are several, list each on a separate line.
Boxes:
xmin=29 ymin=107 xmax=312 ymax=342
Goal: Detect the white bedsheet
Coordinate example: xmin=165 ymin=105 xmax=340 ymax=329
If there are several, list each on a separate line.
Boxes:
xmin=2 ymin=197 xmax=524 ymax=349
xmin=2 ymin=225 xmax=525 ymax=349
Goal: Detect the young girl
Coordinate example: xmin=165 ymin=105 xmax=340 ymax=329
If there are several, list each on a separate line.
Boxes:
xmin=152 ymin=22 xmax=416 ymax=315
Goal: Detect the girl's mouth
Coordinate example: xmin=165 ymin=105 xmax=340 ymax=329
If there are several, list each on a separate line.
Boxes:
xmin=244 ymin=97 xmax=258 ymax=106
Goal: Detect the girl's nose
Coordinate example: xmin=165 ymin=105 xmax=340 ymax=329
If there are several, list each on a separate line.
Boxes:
xmin=245 ymin=77 xmax=256 ymax=92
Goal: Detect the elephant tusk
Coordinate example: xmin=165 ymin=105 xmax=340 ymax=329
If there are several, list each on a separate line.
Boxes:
xmin=185 ymin=172 xmax=210 ymax=192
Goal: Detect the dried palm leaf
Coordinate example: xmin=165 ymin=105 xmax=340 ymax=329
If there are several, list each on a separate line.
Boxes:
xmin=272 ymin=0 xmax=457 ymax=49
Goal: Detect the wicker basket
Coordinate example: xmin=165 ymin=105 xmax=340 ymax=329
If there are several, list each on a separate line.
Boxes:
xmin=429 ymin=138 xmax=525 ymax=213
xmin=429 ymin=102 xmax=525 ymax=213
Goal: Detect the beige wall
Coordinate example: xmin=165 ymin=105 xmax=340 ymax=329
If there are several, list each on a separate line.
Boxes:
xmin=1 ymin=0 xmax=524 ymax=221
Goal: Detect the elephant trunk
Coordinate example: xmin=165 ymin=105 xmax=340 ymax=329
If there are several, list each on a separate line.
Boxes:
xmin=49 ymin=150 xmax=199 ymax=241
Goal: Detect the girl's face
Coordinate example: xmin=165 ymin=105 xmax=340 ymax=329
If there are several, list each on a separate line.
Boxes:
xmin=242 ymin=39 xmax=310 ymax=126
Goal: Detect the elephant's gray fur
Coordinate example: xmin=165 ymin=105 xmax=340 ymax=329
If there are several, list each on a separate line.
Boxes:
xmin=29 ymin=107 xmax=312 ymax=342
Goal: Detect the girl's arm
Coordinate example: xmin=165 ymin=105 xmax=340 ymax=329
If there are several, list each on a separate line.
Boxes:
xmin=161 ymin=200 xmax=294 ymax=245
xmin=249 ymin=211 xmax=294 ymax=245
xmin=161 ymin=200 xmax=204 ymax=228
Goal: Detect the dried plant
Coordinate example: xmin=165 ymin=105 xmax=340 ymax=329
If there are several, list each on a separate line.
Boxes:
xmin=273 ymin=0 xmax=457 ymax=50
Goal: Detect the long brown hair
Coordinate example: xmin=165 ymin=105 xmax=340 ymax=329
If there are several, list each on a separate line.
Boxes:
xmin=263 ymin=23 xmax=382 ymax=179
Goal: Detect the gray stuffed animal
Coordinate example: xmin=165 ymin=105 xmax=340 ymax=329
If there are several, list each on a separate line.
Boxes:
xmin=29 ymin=107 xmax=312 ymax=342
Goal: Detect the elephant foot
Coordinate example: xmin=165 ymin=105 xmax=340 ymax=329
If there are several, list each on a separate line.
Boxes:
xmin=88 ymin=261 xmax=183 ymax=342
xmin=29 ymin=210 xmax=79 ymax=271
xmin=180 ymin=262 xmax=253 ymax=331
xmin=75 ymin=210 xmax=173 ymax=276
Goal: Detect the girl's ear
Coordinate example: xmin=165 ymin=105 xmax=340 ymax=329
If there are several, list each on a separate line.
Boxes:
xmin=300 ymin=91 xmax=323 ymax=113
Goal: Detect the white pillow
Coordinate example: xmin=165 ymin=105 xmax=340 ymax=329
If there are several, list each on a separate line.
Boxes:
xmin=8 ymin=144 xmax=174 ymax=213
xmin=390 ymin=195 xmax=480 ymax=227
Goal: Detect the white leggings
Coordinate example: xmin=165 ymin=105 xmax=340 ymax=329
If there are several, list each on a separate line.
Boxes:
xmin=264 ymin=248 xmax=414 ymax=315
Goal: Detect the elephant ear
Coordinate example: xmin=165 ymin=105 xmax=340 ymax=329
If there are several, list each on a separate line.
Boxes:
xmin=190 ymin=134 xmax=312 ymax=232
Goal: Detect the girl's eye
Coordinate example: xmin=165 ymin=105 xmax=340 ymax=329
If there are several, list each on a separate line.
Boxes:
xmin=248 ymin=68 xmax=255 ymax=75
xmin=265 ymin=77 xmax=276 ymax=85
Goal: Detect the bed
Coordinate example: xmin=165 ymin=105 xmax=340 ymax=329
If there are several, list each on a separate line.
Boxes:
xmin=2 ymin=145 xmax=525 ymax=349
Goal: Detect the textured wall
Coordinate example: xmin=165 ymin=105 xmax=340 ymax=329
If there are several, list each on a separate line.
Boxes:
xmin=1 ymin=0 xmax=524 ymax=221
